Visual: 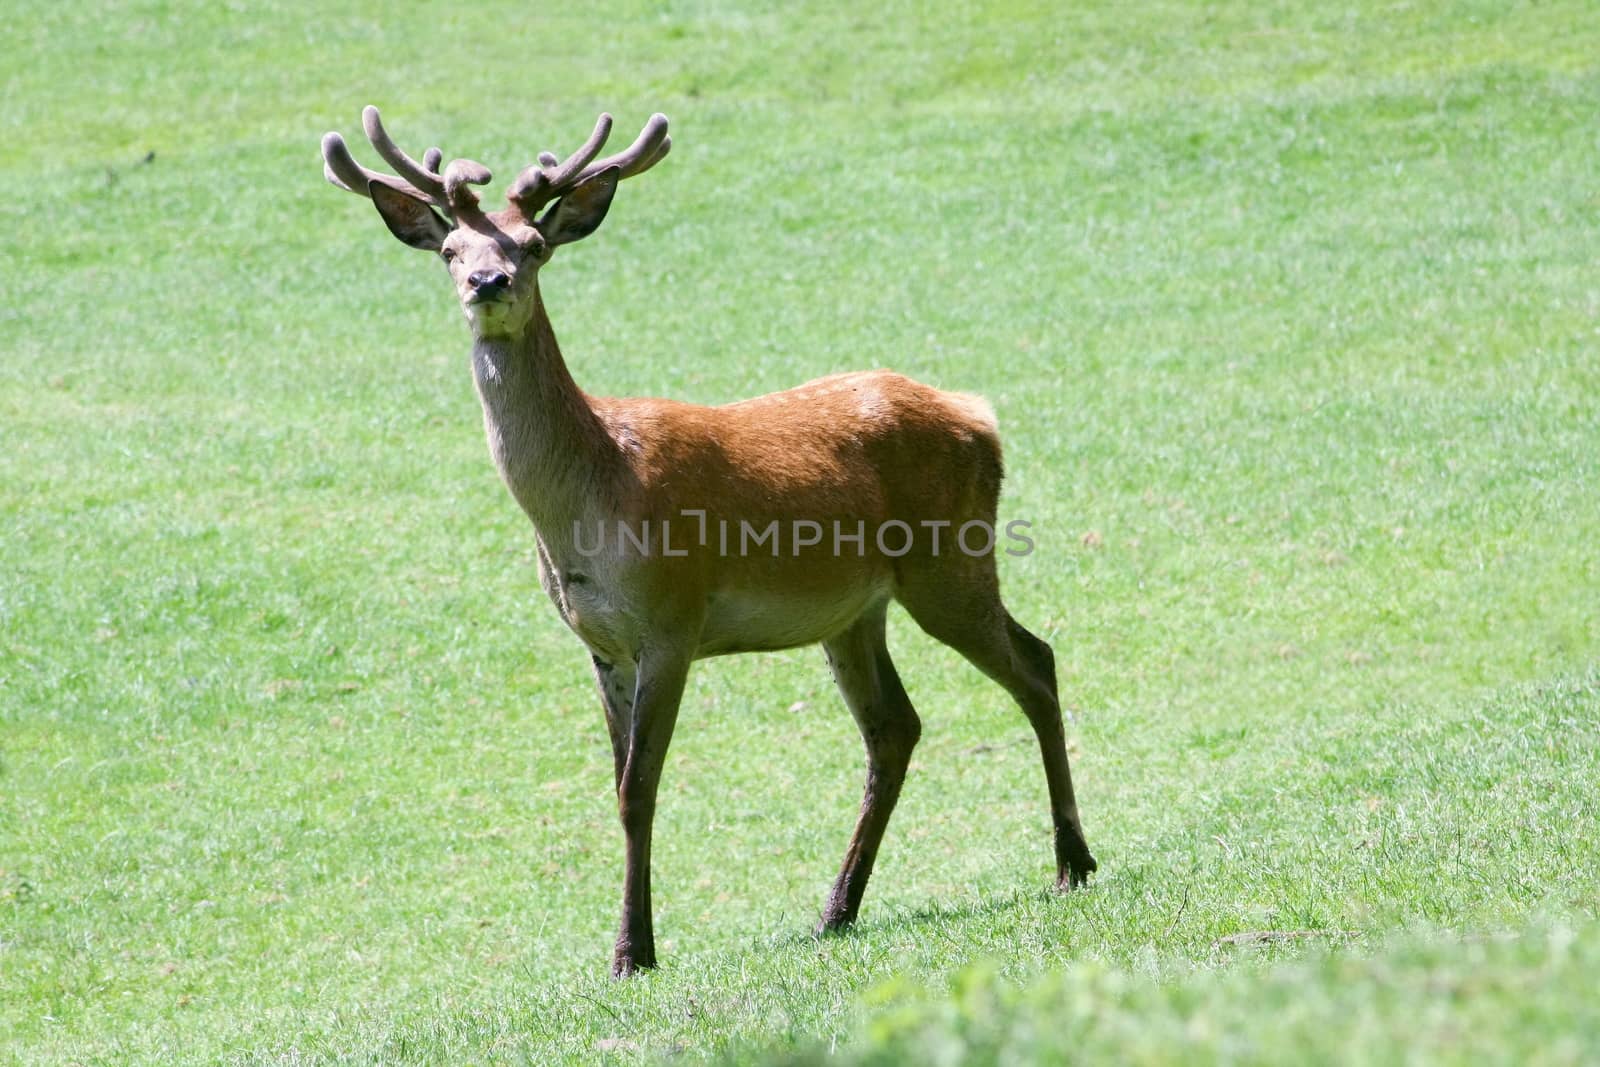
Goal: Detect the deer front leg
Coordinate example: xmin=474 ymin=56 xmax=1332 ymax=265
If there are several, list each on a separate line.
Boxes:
xmin=590 ymin=654 xmax=637 ymax=788
xmin=612 ymin=646 xmax=691 ymax=977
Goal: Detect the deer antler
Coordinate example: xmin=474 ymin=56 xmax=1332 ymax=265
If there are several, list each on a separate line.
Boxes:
xmin=508 ymin=113 xmax=671 ymax=215
xmin=321 ymin=105 xmax=492 ymax=215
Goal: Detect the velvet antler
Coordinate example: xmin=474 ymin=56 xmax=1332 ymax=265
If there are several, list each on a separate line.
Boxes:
xmin=507 ymin=113 xmax=671 ymax=216
xmin=321 ymin=105 xmax=491 ymax=215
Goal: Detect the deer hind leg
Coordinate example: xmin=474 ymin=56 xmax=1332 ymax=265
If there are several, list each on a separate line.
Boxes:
xmin=896 ymin=562 xmax=1097 ymax=890
xmin=817 ymin=599 xmax=922 ymax=933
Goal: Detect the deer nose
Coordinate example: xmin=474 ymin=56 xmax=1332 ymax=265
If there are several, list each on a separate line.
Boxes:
xmin=467 ymin=269 xmax=510 ymax=297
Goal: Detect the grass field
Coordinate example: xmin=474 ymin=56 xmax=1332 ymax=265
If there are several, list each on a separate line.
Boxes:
xmin=3 ymin=0 xmax=1599 ymax=1062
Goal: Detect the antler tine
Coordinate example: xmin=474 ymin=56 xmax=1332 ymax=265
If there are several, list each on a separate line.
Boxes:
xmin=444 ymin=158 xmax=493 ymax=212
xmin=546 ymin=113 xmax=614 ymax=189
xmin=509 ymin=113 xmax=613 ymax=210
xmin=627 ymin=133 xmax=672 ymax=178
xmin=580 ymin=113 xmax=669 ymax=182
xmin=321 ymin=130 xmax=424 ymax=199
xmin=321 ymin=107 xmax=483 ymax=217
xmin=509 ymin=113 xmax=669 ymax=214
xmin=361 ymin=106 xmax=448 ymax=200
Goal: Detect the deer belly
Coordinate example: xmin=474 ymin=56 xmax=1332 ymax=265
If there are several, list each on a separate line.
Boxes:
xmin=697 ymin=580 xmax=890 ymax=656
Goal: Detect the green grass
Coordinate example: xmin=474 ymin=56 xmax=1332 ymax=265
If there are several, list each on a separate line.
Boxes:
xmin=3 ymin=0 xmax=1598 ymax=1062
xmin=758 ymin=915 xmax=1600 ymax=1065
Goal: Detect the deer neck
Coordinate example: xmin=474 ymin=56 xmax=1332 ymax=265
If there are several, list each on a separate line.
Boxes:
xmin=469 ymin=286 xmax=619 ymax=533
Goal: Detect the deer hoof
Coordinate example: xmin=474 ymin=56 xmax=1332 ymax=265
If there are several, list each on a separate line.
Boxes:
xmin=611 ymin=945 xmax=657 ymax=978
xmin=1056 ymin=845 xmax=1098 ymax=891
xmin=815 ymin=914 xmax=856 ymax=938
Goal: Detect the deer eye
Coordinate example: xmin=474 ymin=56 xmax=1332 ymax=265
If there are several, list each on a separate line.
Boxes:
xmin=440 ymin=247 xmax=458 ymax=262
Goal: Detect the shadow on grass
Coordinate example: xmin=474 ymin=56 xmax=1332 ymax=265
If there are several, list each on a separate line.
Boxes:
xmin=747 ymin=882 xmax=1088 ymax=957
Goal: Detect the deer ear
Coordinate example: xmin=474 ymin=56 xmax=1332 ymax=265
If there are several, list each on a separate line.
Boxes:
xmin=539 ymin=167 xmax=619 ymax=246
xmin=369 ymin=181 xmax=450 ymax=252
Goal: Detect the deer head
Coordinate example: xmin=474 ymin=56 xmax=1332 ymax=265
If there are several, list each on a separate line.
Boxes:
xmin=321 ymin=107 xmax=670 ymax=337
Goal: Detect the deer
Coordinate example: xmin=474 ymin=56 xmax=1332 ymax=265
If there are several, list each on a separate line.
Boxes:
xmin=319 ymin=106 xmax=1096 ymax=977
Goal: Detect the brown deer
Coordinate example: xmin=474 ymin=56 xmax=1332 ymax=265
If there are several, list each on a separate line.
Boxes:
xmin=320 ymin=107 xmax=1096 ymax=977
